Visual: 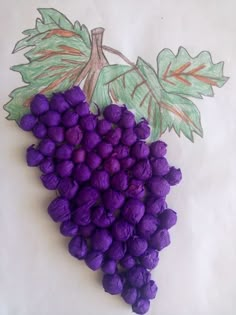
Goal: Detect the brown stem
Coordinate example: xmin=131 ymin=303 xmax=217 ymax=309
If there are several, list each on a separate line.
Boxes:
xmin=102 ymin=45 xmax=135 ymax=67
xmin=74 ymin=27 xmax=109 ymax=102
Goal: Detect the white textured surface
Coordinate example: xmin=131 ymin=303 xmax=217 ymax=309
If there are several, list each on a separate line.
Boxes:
xmin=0 ymin=1 xmax=236 ymax=314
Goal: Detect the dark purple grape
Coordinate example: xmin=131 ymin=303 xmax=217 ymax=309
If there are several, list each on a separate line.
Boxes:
xmin=20 ymin=88 xmax=182 ymax=314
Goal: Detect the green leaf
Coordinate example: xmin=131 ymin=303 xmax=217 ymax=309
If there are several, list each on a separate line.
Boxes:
xmin=5 ymin=8 xmax=91 ymax=121
xmin=159 ymin=91 xmax=203 ymax=141
xmin=37 ymin=8 xmax=73 ymax=30
xmin=13 ymin=8 xmax=91 ymax=53
xmin=157 ymin=47 xmax=228 ymax=98
xmin=92 ymin=57 xmax=203 ymax=141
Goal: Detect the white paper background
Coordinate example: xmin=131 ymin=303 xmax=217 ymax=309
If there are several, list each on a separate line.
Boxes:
xmin=0 ymin=1 xmax=236 ymax=314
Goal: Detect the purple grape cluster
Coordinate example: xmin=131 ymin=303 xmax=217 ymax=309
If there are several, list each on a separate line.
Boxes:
xmin=20 ymin=86 xmax=182 ymax=314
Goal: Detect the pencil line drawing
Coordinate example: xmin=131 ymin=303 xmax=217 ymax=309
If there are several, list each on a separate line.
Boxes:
xmin=4 ymin=8 xmax=228 ymax=141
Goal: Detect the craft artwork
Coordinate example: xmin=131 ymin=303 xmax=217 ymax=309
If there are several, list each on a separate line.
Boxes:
xmin=4 ymin=8 xmax=228 ymax=315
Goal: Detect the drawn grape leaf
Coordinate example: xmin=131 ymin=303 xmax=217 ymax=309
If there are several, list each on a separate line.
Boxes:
xmin=4 ymin=8 xmax=91 ymax=121
xmin=92 ymin=57 xmax=203 ymax=141
xmin=157 ymin=47 xmax=228 ymax=98
xmin=159 ymin=91 xmax=203 ymax=141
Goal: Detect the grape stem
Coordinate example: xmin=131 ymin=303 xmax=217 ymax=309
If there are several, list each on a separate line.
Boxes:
xmin=102 ymin=45 xmax=134 ymax=67
xmin=74 ymin=28 xmax=109 ymax=101
xmin=74 ymin=28 xmax=140 ymax=103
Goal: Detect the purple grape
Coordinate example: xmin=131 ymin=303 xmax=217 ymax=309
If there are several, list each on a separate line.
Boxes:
xmin=50 ymin=93 xmax=69 ymax=113
xmin=30 ymin=94 xmax=49 ymax=116
xmin=79 ymin=114 xmax=97 ymax=131
xmin=20 ymin=88 xmax=182 ymax=314
xmin=61 ymin=110 xmax=79 ymax=127
xmin=103 ymin=104 xmax=122 ymax=123
xmin=40 ymin=110 xmax=61 ymax=126
xmin=48 ymin=126 xmax=64 ymax=143
xmin=33 ymin=122 xmax=47 ymax=139
xmin=97 ymin=119 xmax=112 ymax=135
xmin=41 ymin=173 xmax=59 ymax=190
xmin=20 ymin=114 xmax=37 ymax=131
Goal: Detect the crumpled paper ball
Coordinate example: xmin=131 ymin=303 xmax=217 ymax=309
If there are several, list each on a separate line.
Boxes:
xmin=120 ymin=255 xmax=136 ymax=270
xmin=85 ymin=251 xmax=103 ymax=270
xmin=97 ymin=141 xmax=113 ymax=158
xmin=102 ymin=273 xmax=123 ymax=295
xmin=159 ymin=209 xmax=177 ymax=229
xmin=73 ymin=205 xmax=91 ymax=226
xmin=48 ymin=126 xmax=64 ymax=143
xmin=121 ymin=128 xmax=137 ymax=146
xmin=151 ymin=157 xmax=170 ymax=176
xmin=107 ymin=241 xmax=126 ymax=261
xmin=112 ymin=219 xmax=133 ymax=242
xmin=165 ymin=166 xmax=182 ymax=185
xmin=55 ymin=144 xmax=73 ymax=160
xmin=147 ymin=177 xmax=170 ymax=197
xmin=113 ymin=144 xmax=129 ymax=159
xmin=64 ymin=86 xmax=86 ymax=105
xmin=104 ymin=157 xmax=120 ymax=174
xmin=33 ymin=122 xmax=47 ymax=139
xmin=111 ymin=171 xmax=128 ymax=191
xmin=40 ymin=158 xmax=55 ymax=174
xmin=86 ymin=152 xmax=102 ymax=169
xmin=60 ymin=220 xmax=78 ymax=237
xmin=134 ymin=119 xmax=150 ymax=140
xmin=145 ymin=196 xmax=166 ymax=215
xmin=75 ymin=102 xmax=90 ymax=116
xmin=48 ymin=197 xmax=70 ymax=222
xmin=57 ymin=177 xmax=78 ymax=199
xmin=38 ymin=138 xmax=56 ymax=156
xmin=122 ymin=286 xmax=138 ymax=304
xmin=82 ymin=131 xmax=101 ymax=151
xmin=91 ymin=229 xmax=113 ymax=253
xmin=149 ymin=229 xmax=170 ymax=251
xmin=30 ymin=94 xmax=49 ymax=116
xmin=65 ymin=125 xmax=83 ymax=145
xmin=74 ymin=163 xmax=91 ymax=182
xmin=26 ymin=145 xmax=44 ymax=166
xmin=105 ymin=127 xmax=122 ymax=145
xmin=128 ymin=236 xmax=148 ymax=257
xmin=41 ymin=173 xmax=59 ymax=190
xmin=120 ymin=157 xmax=136 ymax=170
xmin=103 ymin=104 xmax=122 ymax=123
xmin=20 ymin=114 xmax=37 ymax=131
xmin=61 ymin=110 xmax=79 ymax=127
xmin=132 ymin=160 xmax=152 ymax=181
xmin=150 ymin=140 xmax=167 ymax=158
xmin=126 ymin=179 xmax=145 ymax=199
xmin=102 ymin=189 xmax=125 ymax=211
xmin=40 ymin=110 xmax=61 ymax=126
xmin=123 ymin=198 xmax=145 ymax=224
xmin=56 ymin=160 xmax=74 ymax=177
xmin=126 ymin=266 xmax=151 ymax=288
xmin=75 ymin=187 xmax=99 ymax=207
xmin=92 ymin=206 xmax=115 ymax=228
xmin=141 ymin=280 xmax=158 ymax=300
xmin=68 ymin=235 xmax=88 ymax=259
xmin=50 ymin=93 xmax=69 ymax=113
xmin=131 ymin=141 xmax=150 ymax=160
xmin=132 ymin=298 xmax=150 ymax=314
xmin=102 ymin=259 xmax=117 ymax=274
xmin=140 ymin=248 xmax=159 ymax=270
xmin=119 ymin=109 xmax=135 ymax=128
xmin=91 ymin=170 xmax=110 ymax=191
xmin=137 ymin=214 xmax=159 ymax=239
xmin=80 ymin=113 xmax=97 ymax=131
xmin=97 ymin=119 xmax=112 ymax=135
